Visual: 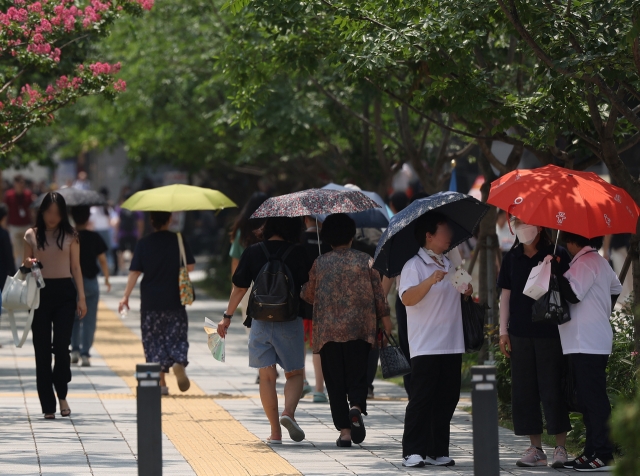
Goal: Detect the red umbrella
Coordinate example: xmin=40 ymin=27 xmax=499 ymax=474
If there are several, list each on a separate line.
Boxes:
xmin=487 ymin=165 xmax=640 ymax=238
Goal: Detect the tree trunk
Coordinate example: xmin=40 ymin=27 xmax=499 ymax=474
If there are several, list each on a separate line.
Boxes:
xmin=373 ymin=97 xmax=392 ymax=197
xmin=630 ymin=234 xmax=640 ymax=356
xmin=362 ymin=95 xmax=370 ymax=178
xmin=476 ymin=151 xmax=500 ymax=362
xmin=600 ymin=139 xmax=640 ymax=356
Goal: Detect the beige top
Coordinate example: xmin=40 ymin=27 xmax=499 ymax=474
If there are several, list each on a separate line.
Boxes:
xmin=24 ymin=228 xmax=75 ymax=279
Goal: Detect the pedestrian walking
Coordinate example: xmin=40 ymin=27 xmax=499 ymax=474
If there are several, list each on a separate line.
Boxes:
xmin=115 ymin=194 xmax=144 ymax=274
xmin=228 ymin=192 xmax=268 ymax=383
xmin=385 ymin=192 xmax=411 ymax=396
xmin=497 ymin=217 xmax=572 ymax=468
xmin=89 ymin=187 xmax=116 ymax=273
xmin=399 ymin=211 xmax=473 ymax=468
xmin=23 ymin=192 xmax=87 ymax=419
xmin=70 ymin=206 xmax=111 ymax=367
xmin=217 ymin=216 xmax=311 ymax=444
xmin=118 ymin=212 xmax=195 ymax=395
xmin=4 ymin=175 xmax=34 ymax=268
xmin=553 ymin=233 xmax=622 ymax=472
xmin=301 ymin=214 xmax=391 ymax=447
xmin=299 ymin=215 xmax=331 ymax=403
xmin=0 ymin=204 xmax=16 ymax=288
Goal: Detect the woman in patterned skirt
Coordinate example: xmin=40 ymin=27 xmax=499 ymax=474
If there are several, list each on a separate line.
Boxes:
xmin=118 ymin=211 xmax=195 ymax=395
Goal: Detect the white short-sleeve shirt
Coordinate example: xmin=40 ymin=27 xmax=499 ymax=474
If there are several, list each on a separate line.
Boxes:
xmin=559 ymin=246 xmax=622 ymax=355
xmin=399 ymin=248 xmax=464 ymax=357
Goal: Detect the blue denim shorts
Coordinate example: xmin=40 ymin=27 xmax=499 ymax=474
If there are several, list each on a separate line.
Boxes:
xmin=248 ymin=317 xmax=305 ymax=372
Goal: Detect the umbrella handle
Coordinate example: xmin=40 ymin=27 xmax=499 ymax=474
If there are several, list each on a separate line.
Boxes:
xmin=316 ymin=218 xmax=321 ymax=256
xmin=553 ymin=229 xmax=560 ymax=255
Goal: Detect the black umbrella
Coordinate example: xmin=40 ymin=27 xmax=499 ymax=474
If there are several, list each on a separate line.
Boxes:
xmin=32 ymin=188 xmax=106 ymax=208
xmin=373 ymin=192 xmax=489 ymax=277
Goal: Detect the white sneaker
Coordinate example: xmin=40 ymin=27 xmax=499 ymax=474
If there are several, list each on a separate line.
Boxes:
xmin=432 ymin=456 xmax=455 ymax=466
xmin=80 ymin=356 xmax=90 ymax=367
xmin=70 ymin=351 xmax=80 ymax=364
xmin=402 ymin=455 xmax=425 ymax=467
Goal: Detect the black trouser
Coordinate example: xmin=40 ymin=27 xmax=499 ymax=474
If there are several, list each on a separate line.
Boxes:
xmin=402 ymin=353 xmax=461 ymax=458
xmin=571 ymin=353 xmax=613 ymax=458
xmin=395 ymin=294 xmax=411 ymax=395
xmin=509 ymin=334 xmax=572 ymax=436
xmin=320 ymin=340 xmax=371 ymax=431
xmin=31 ymin=278 xmax=77 ymax=414
xmin=366 ymin=346 xmax=379 ymax=390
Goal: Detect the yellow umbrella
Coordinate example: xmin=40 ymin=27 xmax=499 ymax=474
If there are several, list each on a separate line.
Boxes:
xmin=121 ymin=184 xmax=237 ymax=212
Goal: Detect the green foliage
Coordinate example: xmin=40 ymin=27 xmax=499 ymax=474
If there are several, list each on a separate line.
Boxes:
xmin=611 ymin=391 xmax=640 ymax=475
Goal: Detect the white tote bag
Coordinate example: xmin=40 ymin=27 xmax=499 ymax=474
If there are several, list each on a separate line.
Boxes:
xmin=2 ymin=271 xmax=40 ymax=348
xmin=523 ymin=258 xmax=552 ymax=301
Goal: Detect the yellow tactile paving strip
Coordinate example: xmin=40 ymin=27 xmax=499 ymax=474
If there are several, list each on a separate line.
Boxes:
xmin=93 ymin=302 xmax=301 ymax=476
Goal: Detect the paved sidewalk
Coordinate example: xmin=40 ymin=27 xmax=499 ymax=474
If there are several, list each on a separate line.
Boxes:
xmin=0 ymin=275 xmax=610 ymax=475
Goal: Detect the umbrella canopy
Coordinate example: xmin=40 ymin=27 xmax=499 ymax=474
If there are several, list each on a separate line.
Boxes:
xmin=32 ymin=188 xmax=106 ymax=208
xmin=121 ymin=184 xmax=237 ymax=212
xmin=314 ymin=183 xmax=391 ymax=228
xmin=373 ymin=192 xmax=489 ymax=277
xmin=250 ymin=189 xmax=380 ymax=218
xmin=487 ymin=165 xmax=640 ymax=238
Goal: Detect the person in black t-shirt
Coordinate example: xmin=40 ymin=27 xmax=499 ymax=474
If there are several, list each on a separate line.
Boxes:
xmin=70 ymin=206 xmax=111 ymax=367
xmin=119 ymin=211 xmax=195 ymax=395
xmin=497 ymin=217 xmax=572 ymax=468
xmin=217 ymin=216 xmax=312 ymax=444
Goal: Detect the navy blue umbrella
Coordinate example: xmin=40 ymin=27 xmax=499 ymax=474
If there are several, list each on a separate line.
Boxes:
xmin=314 ymin=183 xmax=391 ymax=228
xmin=373 ymin=192 xmax=489 ymax=277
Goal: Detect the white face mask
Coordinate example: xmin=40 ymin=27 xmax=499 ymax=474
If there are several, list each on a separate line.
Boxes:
xmin=515 ymin=224 xmax=538 ymax=245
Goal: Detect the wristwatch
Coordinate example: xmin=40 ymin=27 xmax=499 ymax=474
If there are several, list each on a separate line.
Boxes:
xmin=223 ymin=312 xmax=233 ymax=320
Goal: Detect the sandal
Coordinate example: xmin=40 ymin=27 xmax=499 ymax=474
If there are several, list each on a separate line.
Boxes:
xmin=336 ymin=437 xmax=352 ymax=448
xmin=349 ymin=408 xmax=366 ymax=444
xmin=59 ymin=400 xmax=71 ymax=417
xmin=266 ymin=437 xmax=282 ymax=445
xmin=280 ymin=414 xmax=305 ymax=442
xmin=44 ymin=413 xmax=55 ymax=420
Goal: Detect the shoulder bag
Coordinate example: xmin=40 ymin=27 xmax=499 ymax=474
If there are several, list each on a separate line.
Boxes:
xmin=177 ymin=233 xmax=195 ymax=306
xmin=2 ymin=270 xmax=40 ymax=347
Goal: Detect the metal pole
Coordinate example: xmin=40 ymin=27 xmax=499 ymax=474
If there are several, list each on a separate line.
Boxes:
xmin=471 ymin=365 xmax=500 ymax=476
xmin=136 ymin=363 xmax=162 ymax=476
xmin=486 ymin=235 xmax=495 ymax=363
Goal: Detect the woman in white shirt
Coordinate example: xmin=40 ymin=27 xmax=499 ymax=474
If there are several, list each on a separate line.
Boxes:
xmin=399 ymin=211 xmax=472 ymax=468
xmin=552 ymin=233 xmax=621 ymax=471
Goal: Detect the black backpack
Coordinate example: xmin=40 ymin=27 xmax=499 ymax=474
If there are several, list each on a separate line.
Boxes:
xmin=248 ymin=243 xmax=299 ymax=322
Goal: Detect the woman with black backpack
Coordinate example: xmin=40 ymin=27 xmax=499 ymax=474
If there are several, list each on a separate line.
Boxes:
xmin=217 ymin=216 xmax=312 ymax=445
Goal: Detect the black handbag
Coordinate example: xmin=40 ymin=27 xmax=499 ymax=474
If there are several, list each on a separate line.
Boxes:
xmin=460 ymin=295 xmax=487 ymax=353
xmin=531 ymin=275 xmax=571 ymax=325
xmin=379 ymin=331 xmax=411 ymax=379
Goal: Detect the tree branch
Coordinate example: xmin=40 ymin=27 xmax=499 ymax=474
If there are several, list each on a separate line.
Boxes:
xmin=0 ymin=69 xmax=25 ymax=96
xmin=310 ymin=78 xmax=405 ymax=149
xmin=634 ymin=37 xmax=640 ymax=78
xmin=477 ymin=140 xmax=508 ymax=175
xmin=319 ymin=0 xmax=425 ymax=52
xmin=495 ymin=0 xmax=571 ymax=76
xmin=617 ymin=132 xmax=640 ymax=155
xmin=505 ymin=141 xmax=524 ymax=170
xmin=364 ymin=77 xmax=493 ymax=140
xmin=573 ymin=153 xmax=603 ymax=171
xmin=448 ymin=141 xmax=475 ymax=161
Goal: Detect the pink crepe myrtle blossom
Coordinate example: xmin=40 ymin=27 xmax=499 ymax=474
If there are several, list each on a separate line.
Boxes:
xmin=136 ymin=0 xmax=153 ymax=10
xmin=89 ymin=61 xmax=121 ymax=76
xmin=112 ymin=79 xmax=126 ymax=92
